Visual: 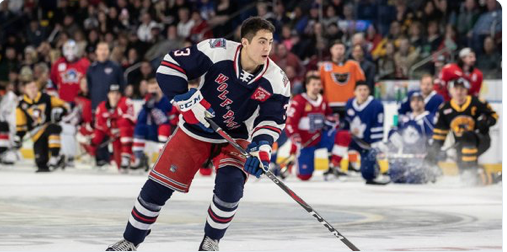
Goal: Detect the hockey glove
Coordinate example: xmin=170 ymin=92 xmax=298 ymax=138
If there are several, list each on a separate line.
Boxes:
xmin=144 ymin=93 xmax=157 ymax=109
xmin=173 ymin=88 xmax=214 ymax=133
xmin=245 ymin=141 xmax=271 ymax=178
xmin=323 ymin=115 xmax=339 ymax=132
xmin=289 ymin=134 xmax=301 ymax=155
xmin=13 ymin=135 xmax=22 ymax=150
xmin=476 ymin=116 xmax=495 ymax=134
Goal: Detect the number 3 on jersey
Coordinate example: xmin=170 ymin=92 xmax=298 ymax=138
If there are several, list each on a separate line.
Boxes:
xmin=174 ymin=48 xmax=190 ymax=57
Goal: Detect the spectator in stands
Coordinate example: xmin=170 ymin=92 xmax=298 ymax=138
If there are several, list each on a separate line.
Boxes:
xmin=128 ymin=61 xmax=154 ymax=98
xmin=420 ymin=20 xmax=442 ymax=58
xmin=455 ymin=0 xmax=480 ymax=47
xmin=0 ymin=47 xmax=19 ymax=83
xmin=86 ymin=42 xmax=125 ymax=110
xmin=177 ymin=7 xmax=194 ymax=39
xmin=26 ymin=19 xmax=47 ymax=47
xmin=476 ymin=36 xmax=501 ymax=78
xmin=377 ymin=41 xmax=397 ymax=80
xmin=372 ymin=21 xmax=402 ymax=60
xmin=137 ymin=12 xmax=158 ymax=42
xmin=189 ymin=11 xmax=213 ymax=44
xmin=472 ymin=0 xmax=501 ymax=53
xmin=271 ymin=43 xmax=304 ymax=79
xmin=352 ymin=45 xmax=376 ymax=92
xmin=365 ymin=25 xmax=382 ymax=53
xmin=408 ymin=21 xmax=424 ymax=51
xmin=394 ymin=37 xmax=419 ymax=79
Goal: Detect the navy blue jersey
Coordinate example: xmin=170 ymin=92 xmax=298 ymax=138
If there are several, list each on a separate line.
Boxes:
xmin=398 ymin=90 xmax=444 ymax=115
xmin=86 ymin=60 xmax=125 ymax=110
xmin=344 ymin=96 xmax=384 ymax=144
xmin=389 ymin=111 xmax=435 ymax=153
xmin=136 ymin=96 xmax=173 ymax=128
xmin=156 ymin=38 xmax=291 ymax=145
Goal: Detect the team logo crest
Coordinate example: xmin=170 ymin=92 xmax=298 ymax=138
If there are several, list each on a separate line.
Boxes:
xmin=450 ymin=115 xmax=475 ymax=137
xmin=209 ymin=38 xmax=226 ymax=49
xmin=281 ymin=70 xmax=289 ymax=87
xmin=104 ymin=67 xmax=113 ymax=74
xmin=251 ymin=87 xmax=271 ymax=102
xmin=331 ymin=73 xmax=350 ymax=85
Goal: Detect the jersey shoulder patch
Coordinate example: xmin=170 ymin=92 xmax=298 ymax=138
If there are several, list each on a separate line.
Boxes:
xmin=209 ymin=38 xmax=227 ymax=49
xmin=197 ymin=38 xmax=240 ymax=64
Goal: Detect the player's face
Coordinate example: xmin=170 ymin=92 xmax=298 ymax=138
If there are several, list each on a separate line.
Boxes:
xmin=354 ymin=85 xmax=370 ymax=102
xmin=244 ymin=29 xmax=273 ymax=66
xmin=410 ymin=98 xmax=424 ymax=113
xmin=108 ymin=91 xmax=121 ymax=107
xmin=306 ymin=79 xmax=322 ymax=96
xmin=450 ymin=86 xmax=468 ymax=102
xmin=462 ymin=53 xmax=476 ymax=67
xmin=24 ymin=82 xmax=39 ymax=99
xmin=330 ymin=44 xmax=345 ymax=60
xmin=147 ymin=82 xmax=161 ymax=95
xmin=420 ymin=76 xmax=433 ymax=95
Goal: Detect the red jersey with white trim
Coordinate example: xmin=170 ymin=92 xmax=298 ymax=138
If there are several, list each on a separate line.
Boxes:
xmin=50 ymin=57 xmax=90 ymax=102
xmin=436 ymin=63 xmax=483 ymax=101
xmin=94 ymin=97 xmax=136 ymax=134
xmin=285 ymin=93 xmax=332 ymax=147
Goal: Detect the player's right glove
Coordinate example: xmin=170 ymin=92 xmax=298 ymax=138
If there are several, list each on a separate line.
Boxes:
xmin=289 ymin=134 xmax=301 ymax=155
xmin=245 ymin=141 xmax=271 ymax=178
xmin=13 ymin=135 xmax=22 ymax=150
xmin=173 ymin=88 xmax=214 ymax=133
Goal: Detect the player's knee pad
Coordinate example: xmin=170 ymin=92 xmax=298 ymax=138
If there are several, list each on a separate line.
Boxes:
xmin=214 ymin=166 xmax=245 ymax=203
xmin=46 ymin=123 xmax=62 ymax=135
xmin=360 ymin=149 xmax=378 ymax=181
xmin=335 ymin=130 xmax=352 ymax=146
xmin=141 ymin=179 xmax=174 ymax=206
xmin=297 ymin=174 xmax=312 ymax=181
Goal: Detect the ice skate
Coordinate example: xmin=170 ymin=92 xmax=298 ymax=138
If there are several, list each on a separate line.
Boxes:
xmin=48 ymin=155 xmax=65 ymax=170
xmin=65 ymin=156 xmax=75 ymax=168
xmin=120 ymin=154 xmax=131 ymax=171
xmin=106 ymin=239 xmax=137 ymax=251
xmin=198 ymin=236 xmax=219 ymax=251
xmin=365 ymin=175 xmax=391 ymax=185
xmin=131 ymin=154 xmax=149 ymax=171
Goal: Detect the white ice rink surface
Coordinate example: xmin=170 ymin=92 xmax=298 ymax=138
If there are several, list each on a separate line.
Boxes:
xmin=0 ymin=161 xmax=502 ymax=251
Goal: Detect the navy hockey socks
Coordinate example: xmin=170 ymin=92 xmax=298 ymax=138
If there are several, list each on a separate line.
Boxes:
xmin=124 ymin=179 xmax=174 ymax=245
xmin=204 ymin=167 xmax=245 ymax=240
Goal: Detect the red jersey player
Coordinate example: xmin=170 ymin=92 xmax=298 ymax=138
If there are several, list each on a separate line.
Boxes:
xmin=435 ymin=47 xmax=483 ymax=101
xmin=91 ymin=84 xmax=136 ymax=171
xmin=285 ymin=75 xmax=345 ymax=181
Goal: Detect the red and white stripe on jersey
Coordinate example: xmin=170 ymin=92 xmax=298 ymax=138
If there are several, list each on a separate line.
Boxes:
xmin=157 ymin=54 xmax=188 ymax=81
xmin=0 ymin=133 xmax=9 ymax=147
xmin=251 ymin=121 xmax=284 ymax=142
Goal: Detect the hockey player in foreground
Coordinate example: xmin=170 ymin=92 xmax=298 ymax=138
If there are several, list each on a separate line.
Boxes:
xmin=107 ymin=17 xmax=290 ymax=250
xmin=16 ymin=81 xmax=70 ymax=172
xmin=426 ymin=78 xmax=498 ymax=185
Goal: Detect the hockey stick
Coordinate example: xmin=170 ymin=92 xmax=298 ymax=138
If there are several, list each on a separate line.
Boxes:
xmin=75 ymin=136 xmax=118 ymax=160
xmin=204 ymin=115 xmax=360 ymax=251
xmin=277 ymin=132 xmax=322 ymax=176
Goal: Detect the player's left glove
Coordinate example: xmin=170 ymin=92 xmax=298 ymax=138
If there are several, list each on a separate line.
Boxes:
xmin=245 ymin=141 xmax=271 ymax=178
xmin=476 ymin=115 xmax=495 ymax=134
xmin=173 ymin=88 xmax=214 ymax=133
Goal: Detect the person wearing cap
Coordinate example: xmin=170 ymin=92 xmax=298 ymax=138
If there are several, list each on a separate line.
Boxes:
xmin=90 ymin=84 xmax=136 ymax=171
xmin=436 ymin=47 xmax=483 ymax=101
xmin=388 ymin=92 xmax=437 ymax=183
xmin=398 ymin=74 xmax=444 ymax=116
xmin=327 ymin=81 xmax=388 ymax=184
xmin=426 ymin=77 xmax=498 ymax=184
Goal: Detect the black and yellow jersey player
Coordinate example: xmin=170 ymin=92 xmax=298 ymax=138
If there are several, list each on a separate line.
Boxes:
xmin=16 ymin=81 xmax=70 ymax=172
xmin=427 ymin=78 xmax=498 ymax=184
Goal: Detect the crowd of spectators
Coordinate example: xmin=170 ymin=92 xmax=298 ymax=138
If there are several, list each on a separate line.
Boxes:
xmin=0 ymin=0 xmax=502 ymax=100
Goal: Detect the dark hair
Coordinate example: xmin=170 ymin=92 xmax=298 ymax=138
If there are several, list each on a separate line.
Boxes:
xmin=329 ymin=39 xmax=345 ymax=50
xmin=354 ymin=80 xmax=369 ymax=90
xmin=302 ymin=75 xmax=321 ymax=93
xmin=240 ymin=16 xmax=275 ymax=42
